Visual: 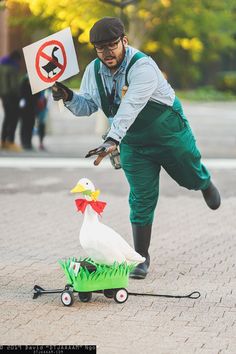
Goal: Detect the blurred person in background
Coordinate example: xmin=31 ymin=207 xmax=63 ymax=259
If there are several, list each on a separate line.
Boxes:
xmin=52 ymin=17 xmax=221 ymax=280
xmin=36 ymin=90 xmax=48 ymax=151
xmin=0 ymin=50 xmax=22 ymax=151
xmin=19 ymin=74 xmax=38 ymax=150
xmin=19 ymin=74 xmax=48 ymax=151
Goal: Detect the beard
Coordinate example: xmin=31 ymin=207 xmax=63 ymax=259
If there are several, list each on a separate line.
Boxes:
xmin=99 ymin=44 xmax=126 ymax=70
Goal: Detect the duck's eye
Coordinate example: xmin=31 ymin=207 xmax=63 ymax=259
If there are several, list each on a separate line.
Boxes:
xmin=86 ymin=183 xmax=88 ymax=185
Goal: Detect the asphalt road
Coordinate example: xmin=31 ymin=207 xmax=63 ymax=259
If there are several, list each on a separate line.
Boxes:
xmin=0 ymin=164 xmax=236 ymax=199
xmin=0 ymin=101 xmax=236 ymax=197
xmin=0 ymin=100 xmax=236 ymax=159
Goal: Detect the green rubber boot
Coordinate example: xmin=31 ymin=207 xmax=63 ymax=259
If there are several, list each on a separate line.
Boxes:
xmin=129 ymin=224 xmax=152 ymax=279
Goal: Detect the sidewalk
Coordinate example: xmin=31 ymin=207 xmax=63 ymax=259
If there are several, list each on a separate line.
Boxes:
xmin=0 ymin=100 xmax=236 ymax=353
xmin=0 ymin=178 xmax=235 ymax=353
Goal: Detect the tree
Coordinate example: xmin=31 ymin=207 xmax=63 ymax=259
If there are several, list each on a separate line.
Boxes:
xmin=6 ymin=0 xmax=116 ymax=41
xmin=122 ymin=0 xmax=236 ymax=87
xmin=124 ymin=0 xmax=236 ymax=87
xmin=6 ymin=0 xmax=236 ymax=87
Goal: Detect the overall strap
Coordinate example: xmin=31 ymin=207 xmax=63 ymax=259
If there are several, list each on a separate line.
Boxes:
xmin=94 ymin=58 xmax=110 ymax=117
xmin=94 ymin=52 xmax=147 ymax=116
xmin=125 ymin=51 xmax=147 ymax=86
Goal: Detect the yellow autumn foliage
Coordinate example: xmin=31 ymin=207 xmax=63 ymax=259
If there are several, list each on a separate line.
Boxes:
xmin=138 ymin=9 xmax=151 ymax=20
xmin=174 ymin=37 xmax=203 ymax=52
xmin=6 ymin=0 xmax=115 ymax=40
xmin=160 ymin=0 xmax=171 ymax=8
xmin=174 ymin=37 xmax=203 ymax=61
xmin=143 ymin=40 xmax=160 ymax=53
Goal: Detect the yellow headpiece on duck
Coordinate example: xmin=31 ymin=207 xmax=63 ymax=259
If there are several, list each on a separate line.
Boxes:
xmin=70 ymin=178 xmax=100 ymax=201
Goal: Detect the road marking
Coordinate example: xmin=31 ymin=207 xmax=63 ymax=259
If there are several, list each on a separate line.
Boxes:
xmin=0 ymin=157 xmax=111 ymax=168
xmin=32 ymin=177 xmax=62 ymax=186
xmin=202 ymin=159 xmax=236 ymax=169
xmin=0 ymin=158 xmax=236 ymax=169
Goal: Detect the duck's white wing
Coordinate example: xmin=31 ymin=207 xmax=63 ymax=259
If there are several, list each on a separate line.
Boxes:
xmin=82 ymin=246 xmax=127 ymax=265
xmin=80 ymin=222 xmax=145 ymax=264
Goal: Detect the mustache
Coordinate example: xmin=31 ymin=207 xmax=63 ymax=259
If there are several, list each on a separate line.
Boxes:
xmin=104 ymin=56 xmax=115 ymax=60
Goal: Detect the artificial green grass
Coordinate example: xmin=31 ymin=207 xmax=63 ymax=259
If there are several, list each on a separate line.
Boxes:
xmin=59 ymin=257 xmax=135 ymax=292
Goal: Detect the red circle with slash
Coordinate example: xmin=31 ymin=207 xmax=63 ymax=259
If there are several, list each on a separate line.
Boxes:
xmin=35 ymin=40 xmax=67 ymax=83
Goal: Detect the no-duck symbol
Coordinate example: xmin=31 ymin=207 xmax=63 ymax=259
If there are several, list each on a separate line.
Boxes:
xmin=35 ymin=40 xmax=67 ymax=83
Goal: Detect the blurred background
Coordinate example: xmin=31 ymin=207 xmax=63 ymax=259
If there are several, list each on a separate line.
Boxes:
xmin=0 ymin=0 xmax=236 ymax=155
xmin=1 ymin=3 xmax=236 ymax=351
xmin=1 ymin=0 xmax=236 ymax=94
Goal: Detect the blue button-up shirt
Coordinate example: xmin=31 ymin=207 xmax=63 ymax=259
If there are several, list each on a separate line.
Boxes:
xmin=65 ymin=46 xmax=175 ymax=143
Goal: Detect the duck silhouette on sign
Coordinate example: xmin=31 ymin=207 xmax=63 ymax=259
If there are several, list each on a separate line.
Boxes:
xmin=42 ymin=46 xmax=59 ymax=78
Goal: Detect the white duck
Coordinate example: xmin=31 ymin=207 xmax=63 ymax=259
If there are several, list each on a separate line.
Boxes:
xmin=71 ymin=178 xmax=145 ymax=266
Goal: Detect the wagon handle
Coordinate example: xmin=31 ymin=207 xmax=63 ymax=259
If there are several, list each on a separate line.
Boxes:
xmin=33 ymin=284 xmax=67 ymax=299
xmin=128 ymin=291 xmax=201 ymax=299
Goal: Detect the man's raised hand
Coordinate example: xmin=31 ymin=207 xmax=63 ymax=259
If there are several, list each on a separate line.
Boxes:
xmin=52 ymin=81 xmax=73 ymax=102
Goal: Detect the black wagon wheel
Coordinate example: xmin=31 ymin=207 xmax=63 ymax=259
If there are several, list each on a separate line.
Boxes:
xmin=114 ymin=288 xmax=129 ymax=304
xmin=104 ymin=289 xmax=114 ymax=298
xmin=78 ymin=292 xmax=92 ymax=302
xmin=61 ymin=290 xmax=74 ymax=306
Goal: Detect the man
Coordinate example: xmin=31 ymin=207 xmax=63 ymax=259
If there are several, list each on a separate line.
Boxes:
xmin=0 ymin=50 xmax=22 ymax=151
xmin=52 ymin=17 xmax=221 ymax=279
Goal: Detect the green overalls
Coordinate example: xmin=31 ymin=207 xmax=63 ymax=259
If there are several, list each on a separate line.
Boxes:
xmin=94 ymin=53 xmax=210 ymax=226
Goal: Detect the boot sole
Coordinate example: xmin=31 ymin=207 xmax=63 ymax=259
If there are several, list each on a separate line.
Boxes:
xmin=129 ymin=273 xmax=147 ymax=279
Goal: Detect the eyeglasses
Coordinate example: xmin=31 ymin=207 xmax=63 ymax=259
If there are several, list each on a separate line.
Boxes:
xmin=94 ymin=38 xmax=121 ymax=53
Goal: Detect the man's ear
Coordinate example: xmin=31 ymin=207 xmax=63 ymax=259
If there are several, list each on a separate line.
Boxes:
xmin=123 ymin=36 xmax=129 ymax=48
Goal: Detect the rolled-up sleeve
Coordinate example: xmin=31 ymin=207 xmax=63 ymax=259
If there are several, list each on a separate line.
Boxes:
xmin=107 ymin=61 xmax=158 ymax=142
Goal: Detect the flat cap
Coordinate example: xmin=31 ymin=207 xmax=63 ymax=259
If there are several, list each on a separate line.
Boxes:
xmin=90 ymin=17 xmax=125 ymax=44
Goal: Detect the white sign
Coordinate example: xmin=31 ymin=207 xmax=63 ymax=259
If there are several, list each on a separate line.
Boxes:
xmin=23 ymin=28 xmax=79 ymax=94
xmin=69 ymin=261 xmax=81 ymax=276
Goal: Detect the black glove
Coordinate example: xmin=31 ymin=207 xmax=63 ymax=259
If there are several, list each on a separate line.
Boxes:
xmin=85 ymin=138 xmax=119 ymax=166
xmin=85 ymin=139 xmax=118 ymax=158
xmin=52 ymin=81 xmax=73 ymax=102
